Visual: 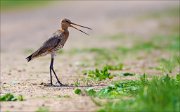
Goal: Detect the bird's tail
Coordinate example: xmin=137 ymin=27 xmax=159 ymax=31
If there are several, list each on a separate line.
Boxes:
xmin=26 ymin=54 xmax=33 ymax=62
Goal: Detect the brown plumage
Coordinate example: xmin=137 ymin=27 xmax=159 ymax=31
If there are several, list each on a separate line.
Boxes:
xmin=26 ymin=18 xmax=92 ymax=86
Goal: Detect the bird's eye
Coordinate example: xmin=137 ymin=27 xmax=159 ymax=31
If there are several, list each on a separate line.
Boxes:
xmin=66 ymin=20 xmax=69 ymax=23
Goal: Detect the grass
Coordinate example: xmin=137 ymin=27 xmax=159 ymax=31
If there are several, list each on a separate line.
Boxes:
xmin=0 ymin=93 xmax=24 ymax=101
xmin=1 ymin=0 xmax=52 ymax=11
xmin=104 ymin=64 xmax=123 ymax=70
xmin=98 ymin=75 xmax=180 ymax=112
xmin=66 ymin=32 xmax=179 ymax=67
xmin=156 ymin=55 xmax=180 ymax=74
xmin=74 ymin=88 xmax=82 ymax=95
xmin=83 ymin=66 xmax=113 ymax=81
xmin=75 ymin=74 xmax=180 ymax=112
xmin=36 ymin=107 xmax=49 ymax=112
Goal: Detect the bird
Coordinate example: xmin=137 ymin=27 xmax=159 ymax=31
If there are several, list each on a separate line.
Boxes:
xmin=26 ymin=18 xmax=92 ymax=86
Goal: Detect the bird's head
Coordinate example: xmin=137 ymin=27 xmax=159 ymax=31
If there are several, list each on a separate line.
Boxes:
xmin=61 ymin=18 xmax=92 ymax=35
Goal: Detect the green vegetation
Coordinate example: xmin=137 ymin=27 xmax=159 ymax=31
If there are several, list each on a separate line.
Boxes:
xmin=156 ymin=55 xmax=180 ymax=74
xmin=98 ymin=75 xmax=180 ymax=112
xmin=74 ymin=80 xmax=81 ymax=87
xmin=74 ymin=88 xmax=82 ymax=95
xmin=66 ymin=33 xmax=179 ymax=67
xmin=104 ymin=64 xmax=123 ymax=70
xmin=36 ymin=107 xmax=49 ymax=112
xmin=1 ymin=0 xmax=52 ymax=11
xmin=84 ymin=66 xmax=113 ymax=81
xmin=75 ymin=75 xmax=180 ymax=112
xmin=0 ymin=93 xmax=24 ymax=101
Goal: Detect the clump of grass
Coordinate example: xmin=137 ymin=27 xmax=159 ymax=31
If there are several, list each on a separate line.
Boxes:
xmin=156 ymin=55 xmax=180 ymax=74
xmin=84 ymin=66 xmax=113 ymax=81
xmin=0 ymin=93 xmax=24 ymax=101
xmin=36 ymin=107 xmax=49 ymax=112
xmin=104 ymin=64 xmax=123 ymax=70
xmin=98 ymin=75 xmax=180 ymax=112
xmin=74 ymin=88 xmax=82 ymax=95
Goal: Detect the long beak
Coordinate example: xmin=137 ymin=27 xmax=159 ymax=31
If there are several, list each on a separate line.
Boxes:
xmin=70 ymin=22 xmax=92 ymax=35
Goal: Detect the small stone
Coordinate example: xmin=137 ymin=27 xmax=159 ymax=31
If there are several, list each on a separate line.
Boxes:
xmin=42 ymin=104 xmax=45 ymax=106
xmin=17 ymin=69 xmax=22 ymax=72
xmin=40 ymin=82 xmax=44 ymax=85
xmin=10 ymin=105 xmax=14 ymax=108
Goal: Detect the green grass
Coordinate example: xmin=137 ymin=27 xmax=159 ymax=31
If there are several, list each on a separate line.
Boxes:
xmin=156 ymin=55 xmax=180 ymax=74
xmin=74 ymin=88 xmax=82 ymax=95
xmin=1 ymin=0 xmax=52 ymax=11
xmin=36 ymin=107 xmax=49 ymax=112
xmin=0 ymin=93 xmax=24 ymax=101
xmin=83 ymin=66 xmax=113 ymax=81
xmin=104 ymin=64 xmax=123 ymax=70
xmin=75 ymin=74 xmax=180 ymax=112
xmin=98 ymin=75 xmax=180 ymax=112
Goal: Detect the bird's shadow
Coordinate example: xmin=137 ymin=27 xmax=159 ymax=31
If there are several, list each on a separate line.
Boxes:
xmin=42 ymin=83 xmax=107 ymax=88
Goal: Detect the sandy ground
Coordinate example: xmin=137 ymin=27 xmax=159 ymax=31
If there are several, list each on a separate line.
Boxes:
xmin=0 ymin=1 xmax=179 ymax=112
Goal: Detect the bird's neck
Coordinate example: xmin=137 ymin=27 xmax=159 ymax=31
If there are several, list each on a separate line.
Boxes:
xmin=60 ymin=28 xmax=68 ymax=33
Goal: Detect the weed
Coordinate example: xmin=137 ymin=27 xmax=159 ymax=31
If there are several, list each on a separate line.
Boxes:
xmin=0 ymin=93 xmax=24 ymax=101
xmin=85 ymin=88 xmax=96 ymax=97
xmin=84 ymin=67 xmax=113 ymax=81
xmin=74 ymin=88 xmax=82 ymax=95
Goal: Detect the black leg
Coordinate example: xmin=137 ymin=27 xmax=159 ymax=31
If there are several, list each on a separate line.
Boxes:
xmin=49 ymin=57 xmax=53 ymax=85
xmin=52 ymin=68 xmax=63 ymax=86
xmin=49 ymin=67 xmax=53 ymax=85
xmin=50 ymin=57 xmax=63 ymax=86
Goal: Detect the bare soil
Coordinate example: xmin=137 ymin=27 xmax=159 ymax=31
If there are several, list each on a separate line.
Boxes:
xmin=0 ymin=1 xmax=179 ymax=112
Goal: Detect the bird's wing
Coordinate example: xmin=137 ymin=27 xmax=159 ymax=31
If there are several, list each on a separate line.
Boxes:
xmin=32 ymin=36 xmax=61 ymax=58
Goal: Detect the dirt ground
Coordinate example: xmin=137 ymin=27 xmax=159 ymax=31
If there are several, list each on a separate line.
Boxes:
xmin=0 ymin=1 xmax=179 ymax=112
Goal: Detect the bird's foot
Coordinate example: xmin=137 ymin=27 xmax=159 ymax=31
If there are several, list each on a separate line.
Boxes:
xmin=57 ymin=82 xmax=67 ymax=86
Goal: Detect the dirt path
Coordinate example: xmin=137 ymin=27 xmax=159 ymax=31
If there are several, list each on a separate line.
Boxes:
xmin=0 ymin=1 xmax=178 ymax=111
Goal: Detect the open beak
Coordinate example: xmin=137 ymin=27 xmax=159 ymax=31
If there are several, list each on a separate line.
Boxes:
xmin=70 ymin=22 xmax=92 ymax=35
